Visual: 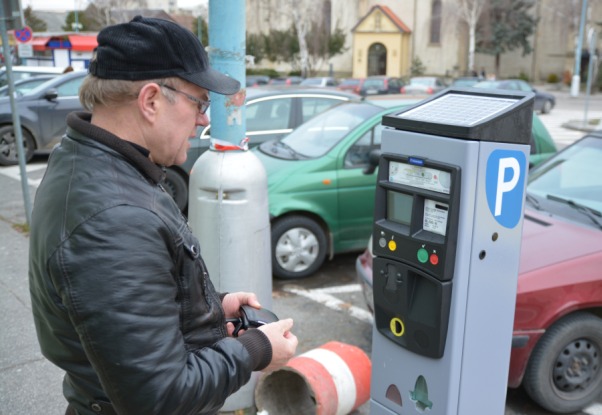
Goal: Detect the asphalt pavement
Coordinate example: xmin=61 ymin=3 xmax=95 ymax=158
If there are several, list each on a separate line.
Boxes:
xmin=1 ymin=86 xmax=601 ymax=415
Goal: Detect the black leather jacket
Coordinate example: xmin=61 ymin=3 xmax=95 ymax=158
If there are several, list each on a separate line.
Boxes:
xmin=29 ymin=112 xmax=271 ymax=415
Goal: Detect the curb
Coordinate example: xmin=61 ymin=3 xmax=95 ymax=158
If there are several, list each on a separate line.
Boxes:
xmin=562 ymin=120 xmax=601 ymax=133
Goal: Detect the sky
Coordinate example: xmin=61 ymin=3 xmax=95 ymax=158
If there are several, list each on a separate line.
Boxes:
xmin=22 ymin=0 xmax=207 ymax=11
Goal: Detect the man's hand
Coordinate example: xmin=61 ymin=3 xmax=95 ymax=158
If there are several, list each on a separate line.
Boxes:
xmin=222 ymin=292 xmax=261 ymax=336
xmin=258 ymin=318 xmax=298 ymax=372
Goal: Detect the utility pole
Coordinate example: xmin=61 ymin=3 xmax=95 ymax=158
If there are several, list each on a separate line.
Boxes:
xmin=571 ymin=0 xmax=588 ymax=97
xmin=0 ymin=0 xmax=33 ymax=225
xmin=188 ymin=2 xmax=271 ymax=413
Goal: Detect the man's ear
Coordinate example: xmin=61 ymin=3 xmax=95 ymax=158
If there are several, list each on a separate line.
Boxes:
xmin=138 ymin=83 xmax=162 ymax=122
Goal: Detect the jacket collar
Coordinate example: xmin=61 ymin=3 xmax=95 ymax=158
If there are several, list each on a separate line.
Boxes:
xmin=66 ymin=111 xmax=165 ymax=185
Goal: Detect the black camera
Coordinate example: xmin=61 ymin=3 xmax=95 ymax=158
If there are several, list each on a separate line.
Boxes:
xmin=227 ymin=305 xmax=279 ymax=337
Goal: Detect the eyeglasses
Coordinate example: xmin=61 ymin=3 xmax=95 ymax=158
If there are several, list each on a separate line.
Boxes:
xmin=159 ymin=84 xmax=210 ymax=115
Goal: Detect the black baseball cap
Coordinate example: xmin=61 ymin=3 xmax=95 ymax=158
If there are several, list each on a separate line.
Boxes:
xmin=89 ymin=15 xmax=240 ymax=96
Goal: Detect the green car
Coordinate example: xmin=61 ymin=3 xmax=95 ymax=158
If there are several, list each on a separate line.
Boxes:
xmin=254 ymin=101 xmax=557 ymax=279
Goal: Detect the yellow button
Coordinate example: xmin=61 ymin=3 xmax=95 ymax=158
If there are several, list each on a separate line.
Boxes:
xmin=388 ymin=240 xmax=397 ymax=251
xmin=390 ymin=317 xmax=405 ymax=337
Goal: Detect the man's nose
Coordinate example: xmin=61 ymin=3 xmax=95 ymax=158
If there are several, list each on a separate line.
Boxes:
xmin=196 ymin=112 xmax=210 ymax=127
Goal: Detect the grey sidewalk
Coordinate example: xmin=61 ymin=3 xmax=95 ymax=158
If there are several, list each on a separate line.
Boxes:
xmin=0 ymin=175 xmax=66 ymax=414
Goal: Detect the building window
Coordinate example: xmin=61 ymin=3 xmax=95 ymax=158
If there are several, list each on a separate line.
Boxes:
xmin=375 ymin=13 xmax=382 ymax=31
xmin=430 ymin=0 xmax=442 ymax=44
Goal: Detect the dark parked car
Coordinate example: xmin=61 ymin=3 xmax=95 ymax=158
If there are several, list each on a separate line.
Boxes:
xmin=165 ymin=87 xmax=360 ymax=211
xmin=268 ymin=76 xmax=304 ymax=86
xmin=245 ymin=75 xmax=270 ymax=87
xmin=358 ymin=76 xmax=404 ymax=96
xmin=0 ymin=71 xmax=86 ymax=165
xmin=401 ymin=76 xmax=448 ymax=95
xmin=357 ymin=131 xmax=602 ymax=414
xmin=473 ymin=79 xmax=556 ymax=114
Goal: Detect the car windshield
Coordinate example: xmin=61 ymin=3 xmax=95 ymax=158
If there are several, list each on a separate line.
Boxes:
xmin=278 ymin=102 xmax=382 ymax=158
xmin=527 ymin=136 xmax=602 ymax=223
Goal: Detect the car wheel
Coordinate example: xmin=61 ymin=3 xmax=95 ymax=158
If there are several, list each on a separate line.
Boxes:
xmin=163 ymin=168 xmax=188 ymax=212
xmin=523 ymin=312 xmax=602 ymax=414
xmin=271 ymin=215 xmax=327 ymax=279
xmin=541 ymin=100 xmax=553 ymax=114
xmin=0 ymin=125 xmax=35 ymax=166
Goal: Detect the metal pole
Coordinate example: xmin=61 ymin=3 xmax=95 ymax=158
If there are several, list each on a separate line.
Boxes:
xmin=189 ymin=1 xmax=271 ymax=413
xmin=571 ymin=0 xmax=588 ymax=97
xmin=0 ymin=4 xmax=33 ymax=226
xmin=208 ymin=0 xmax=245 ymax=145
xmin=74 ymin=0 xmax=80 ymax=33
xmin=583 ymin=28 xmax=597 ymax=128
xmin=17 ymin=0 xmax=25 ymax=29
xmin=197 ymin=16 xmax=201 ymax=42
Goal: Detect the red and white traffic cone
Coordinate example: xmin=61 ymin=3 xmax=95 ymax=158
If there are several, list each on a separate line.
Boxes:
xmin=255 ymin=341 xmax=371 ymax=415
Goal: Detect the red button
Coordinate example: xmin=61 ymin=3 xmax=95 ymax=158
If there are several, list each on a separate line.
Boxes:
xmin=429 ymin=253 xmax=439 ymax=265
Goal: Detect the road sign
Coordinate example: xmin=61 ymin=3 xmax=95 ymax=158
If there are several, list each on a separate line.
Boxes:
xmin=14 ymin=26 xmax=33 ymax=43
xmin=18 ymin=43 xmax=33 ymax=58
xmin=485 ymin=149 xmax=527 ymax=228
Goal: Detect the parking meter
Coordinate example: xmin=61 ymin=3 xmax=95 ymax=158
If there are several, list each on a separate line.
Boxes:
xmin=370 ymin=88 xmax=534 ymax=414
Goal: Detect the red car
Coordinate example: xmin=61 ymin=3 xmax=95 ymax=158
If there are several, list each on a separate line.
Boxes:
xmin=357 ymin=131 xmax=602 ymax=414
xmin=337 ymin=77 xmax=365 ymax=94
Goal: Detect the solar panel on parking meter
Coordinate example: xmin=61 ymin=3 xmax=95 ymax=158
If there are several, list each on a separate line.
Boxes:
xmin=370 ymin=88 xmax=534 ymax=415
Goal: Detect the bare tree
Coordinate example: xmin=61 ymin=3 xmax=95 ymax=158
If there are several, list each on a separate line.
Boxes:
xmin=454 ymin=0 xmax=488 ymax=75
xmin=290 ymin=4 xmax=311 ymax=78
xmin=254 ymin=0 xmax=323 ymax=77
xmin=85 ymin=0 xmax=148 ymax=27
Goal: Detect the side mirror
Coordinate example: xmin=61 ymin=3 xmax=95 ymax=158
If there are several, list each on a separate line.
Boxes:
xmin=43 ymin=89 xmax=59 ymax=101
xmin=363 ymin=148 xmax=381 ymax=175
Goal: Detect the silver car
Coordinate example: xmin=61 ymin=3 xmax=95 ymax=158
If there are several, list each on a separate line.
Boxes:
xmin=401 ymin=76 xmax=448 ymax=95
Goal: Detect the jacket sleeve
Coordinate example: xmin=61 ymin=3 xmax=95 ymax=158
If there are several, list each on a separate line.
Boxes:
xmin=50 ymin=205 xmax=264 ymax=415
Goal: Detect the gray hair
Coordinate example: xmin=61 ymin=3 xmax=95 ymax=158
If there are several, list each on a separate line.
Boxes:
xmin=79 ymin=75 xmax=179 ymax=111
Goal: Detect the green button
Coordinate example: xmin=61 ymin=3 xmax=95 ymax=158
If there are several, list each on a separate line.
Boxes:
xmin=417 ymin=248 xmax=429 ymax=263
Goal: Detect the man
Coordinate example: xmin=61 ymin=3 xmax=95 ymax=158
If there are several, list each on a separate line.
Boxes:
xmin=29 ymin=16 xmax=297 ymax=415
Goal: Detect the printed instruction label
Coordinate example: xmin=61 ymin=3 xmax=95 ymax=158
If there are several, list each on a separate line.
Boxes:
xmin=389 ymin=161 xmax=451 ymax=194
xmin=423 ymin=199 xmax=449 ymax=236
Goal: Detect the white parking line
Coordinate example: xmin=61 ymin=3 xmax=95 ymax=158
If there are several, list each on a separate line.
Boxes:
xmin=0 ymin=164 xmax=46 ymax=188
xmin=585 ymin=403 xmax=602 ymax=415
xmin=283 ymin=284 xmax=373 ymax=324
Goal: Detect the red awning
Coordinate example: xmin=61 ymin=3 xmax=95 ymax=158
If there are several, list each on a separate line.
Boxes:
xmin=31 ymin=36 xmax=50 ymax=51
xmin=68 ymin=35 xmax=98 ymax=52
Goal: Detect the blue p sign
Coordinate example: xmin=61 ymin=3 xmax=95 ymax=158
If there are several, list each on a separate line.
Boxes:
xmin=485 ymin=150 xmax=527 ymax=229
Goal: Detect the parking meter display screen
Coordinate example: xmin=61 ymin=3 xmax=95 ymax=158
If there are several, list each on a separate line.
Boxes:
xmin=387 ymin=191 xmax=413 ymax=226
xmin=394 ymin=93 xmax=518 ymax=126
xmin=389 ymin=161 xmax=451 ymax=194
